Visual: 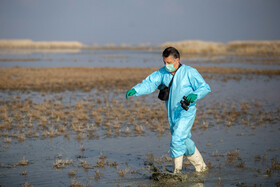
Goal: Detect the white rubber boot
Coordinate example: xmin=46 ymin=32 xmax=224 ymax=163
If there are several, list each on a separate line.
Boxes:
xmin=173 ymin=155 xmax=183 ymax=174
xmin=187 ymin=146 xmax=207 ymax=172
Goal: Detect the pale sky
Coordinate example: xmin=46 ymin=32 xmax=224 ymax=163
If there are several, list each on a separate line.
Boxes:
xmin=0 ymin=0 xmax=279 ymax=45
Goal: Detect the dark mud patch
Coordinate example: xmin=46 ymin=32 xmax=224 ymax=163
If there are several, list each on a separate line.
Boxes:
xmin=150 ymin=164 xmax=205 ymax=184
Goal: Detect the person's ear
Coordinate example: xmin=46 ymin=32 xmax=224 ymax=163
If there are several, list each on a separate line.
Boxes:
xmin=175 ymin=58 xmax=180 ymax=66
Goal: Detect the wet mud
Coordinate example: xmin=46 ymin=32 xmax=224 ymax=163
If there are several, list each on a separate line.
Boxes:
xmin=150 ymin=163 xmax=205 ymax=184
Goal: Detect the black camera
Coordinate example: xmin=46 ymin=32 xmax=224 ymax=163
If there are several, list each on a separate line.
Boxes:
xmin=180 ymin=96 xmax=190 ymax=111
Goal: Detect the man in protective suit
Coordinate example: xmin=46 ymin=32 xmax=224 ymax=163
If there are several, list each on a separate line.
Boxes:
xmin=126 ymin=47 xmax=211 ymax=173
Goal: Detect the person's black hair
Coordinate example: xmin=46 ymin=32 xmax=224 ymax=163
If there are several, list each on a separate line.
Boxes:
xmin=162 ymin=47 xmax=180 ymax=59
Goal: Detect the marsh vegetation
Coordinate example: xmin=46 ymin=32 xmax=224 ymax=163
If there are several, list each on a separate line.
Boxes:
xmin=0 ymin=49 xmax=279 ymax=186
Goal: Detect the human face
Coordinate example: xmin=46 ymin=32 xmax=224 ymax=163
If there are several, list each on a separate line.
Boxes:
xmin=163 ymin=56 xmax=180 ymax=74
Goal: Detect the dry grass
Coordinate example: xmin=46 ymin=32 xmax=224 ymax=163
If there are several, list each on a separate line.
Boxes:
xmin=94 ymin=170 xmax=101 ymax=180
xmin=68 ymin=169 xmax=78 ymax=177
xmin=70 ymin=179 xmax=84 ymax=187
xmin=161 ymin=40 xmax=226 ymax=54
xmin=206 ymin=160 xmax=215 ymax=169
xmin=118 ymin=167 xmax=130 ymax=177
xmin=17 ymin=156 xmax=29 ymax=166
xmin=1 ymin=39 xmax=280 ymax=56
xmin=226 ymin=40 xmax=280 ymax=55
xmin=0 ymin=58 xmax=40 ymax=62
xmin=79 ymin=160 xmax=91 ymax=169
xmin=0 ymin=39 xmax=84 ymax=49
xmin=110 ymin=161 xmax=118 ymax=168
xmin=226 ymin=149 xmax=241 ymax=164
xmin=53 ymin=158 xmax=74 ymax=169
xmin=236 ymin=161 xmax=245 ymax=169
xmin=0 ymin=92 xmax=278 ymax=144
xmin=96 ymin=159 xmax=108 ymax=168
xmin=22 ymin=182 xmax=34 ymax=187
xmin=20 ymin=169 xmax=27 ymax=176
xmin=0 ymin=67 xmax=279 ymax=92
xmin=161 ymin=40 xmax=280 ymax=55
xmin=99 ymin=153 xmax=107 ymax=160
xmin=0 ymin=67 xmax=154 ymax=92
xmin=271 ymin=157 xmax=280 ymax=170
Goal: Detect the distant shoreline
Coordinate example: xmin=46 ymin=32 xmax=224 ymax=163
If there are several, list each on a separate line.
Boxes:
xmin=0 ymin=39 xmax=279 ymax=56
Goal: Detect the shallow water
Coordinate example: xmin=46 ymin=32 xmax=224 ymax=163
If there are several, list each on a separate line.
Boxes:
xmin=0 ymin=49 xmax=279 ymax=69
xmin=0 ymin=49 xmax=162 ymax=68
xmin=0 ymin=50 xmax=280 ymax=186
xmin=0 ymin=78 xmax=279 ymax=186
xmin=0 ymin=113 xmax=279 ymax=186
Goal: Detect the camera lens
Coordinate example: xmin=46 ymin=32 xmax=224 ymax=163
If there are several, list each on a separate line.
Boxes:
xmin=180 ymin=100 xmax=189 ymax=111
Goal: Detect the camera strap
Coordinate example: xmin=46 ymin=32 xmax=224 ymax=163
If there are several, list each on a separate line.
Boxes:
xmin=168 ymin=63 xmax=182 ymax=89
xmin=158 ymin=63 xmax=182 ymax=101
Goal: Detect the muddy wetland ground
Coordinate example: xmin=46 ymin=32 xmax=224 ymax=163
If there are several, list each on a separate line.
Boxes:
xmin=0 ymin=49 xmax=280 ymax=187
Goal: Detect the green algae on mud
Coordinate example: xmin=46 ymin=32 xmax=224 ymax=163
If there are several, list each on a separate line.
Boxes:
xmin=150 ymin=164 xmax=205 ymax=184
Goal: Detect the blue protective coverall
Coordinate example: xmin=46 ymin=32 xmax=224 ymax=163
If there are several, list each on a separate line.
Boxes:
xmin=133 ymin=64 xmax=211 ymax=158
